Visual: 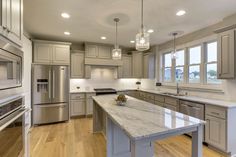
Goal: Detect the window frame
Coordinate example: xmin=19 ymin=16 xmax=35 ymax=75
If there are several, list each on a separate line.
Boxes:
xmin=162 ymin=52 xmax=173 ymax=82
xmin=174 ymin=49 xmax=185 ymax=83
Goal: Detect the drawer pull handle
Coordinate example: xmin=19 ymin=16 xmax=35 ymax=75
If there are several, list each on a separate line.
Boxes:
xmin=211 ymin=112 xmax=220 ymax=115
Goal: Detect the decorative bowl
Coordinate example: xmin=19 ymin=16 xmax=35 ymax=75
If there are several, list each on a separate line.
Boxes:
xmin=115 ymin=100 xmax=126 ymax=106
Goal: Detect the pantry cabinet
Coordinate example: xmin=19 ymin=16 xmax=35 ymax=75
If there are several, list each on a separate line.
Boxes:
xmin=71 ymin=51 xmax=85 ymax=78
xmin=1 ymin=0 xmax=23 ymax=46
xmin=85 ymin=44 xmax=111 ymax=59
xmin=33 ymin=40 xmax=71 ymax=65
xmin=215 ymin=26 xmax=236 ymax=79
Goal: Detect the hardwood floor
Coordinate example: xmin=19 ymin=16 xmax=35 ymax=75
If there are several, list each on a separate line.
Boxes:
xmin=30 ymin=118 xmax=225 ymax=157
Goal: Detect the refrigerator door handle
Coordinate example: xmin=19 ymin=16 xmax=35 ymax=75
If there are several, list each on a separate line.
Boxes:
xmin=52 ymin=70 xmax=55 ymax=98
xmin=36 ymin=104 xmax=67 ymax=108
xmin=48 ymin=69 xmax=51 ymax=99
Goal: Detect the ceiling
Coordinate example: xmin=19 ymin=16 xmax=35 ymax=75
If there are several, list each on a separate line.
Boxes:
xmin=24 ymin=0 xmax=236 ymax=47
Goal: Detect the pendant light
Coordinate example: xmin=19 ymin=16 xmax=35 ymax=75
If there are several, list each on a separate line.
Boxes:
xmin=136 ymin=0 xmax=150 ymax=51
xmin=171 ymin=32 xmax=178 ymax=59
xmin=112 ymin=18 xmax=122 ymax=60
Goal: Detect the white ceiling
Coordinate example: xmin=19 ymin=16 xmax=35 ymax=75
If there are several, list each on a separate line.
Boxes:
xmin=24 ymin=0 xmax=236 ymax=47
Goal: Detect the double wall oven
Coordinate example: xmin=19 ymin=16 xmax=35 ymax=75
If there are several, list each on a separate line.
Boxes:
xmin=0 ymin=96 xmax=27 ymax=157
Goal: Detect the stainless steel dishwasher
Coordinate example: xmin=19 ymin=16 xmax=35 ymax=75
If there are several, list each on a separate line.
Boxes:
xmin=179 ymin=100 xmax=205 ymax=120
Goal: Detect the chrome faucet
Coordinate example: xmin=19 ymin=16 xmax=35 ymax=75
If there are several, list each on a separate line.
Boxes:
xmin=176 ymin=82 xmax=180 ymax=95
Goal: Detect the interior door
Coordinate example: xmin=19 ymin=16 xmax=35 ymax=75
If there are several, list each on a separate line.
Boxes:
xmin=32 ymin=65 xmax=51 ymax=105
xmin=51 ymin=66 xmax=69 ymax=103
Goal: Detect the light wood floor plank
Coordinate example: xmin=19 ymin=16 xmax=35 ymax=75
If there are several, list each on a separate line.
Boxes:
xmin=29 ymin=118 xmax=225 ymax=157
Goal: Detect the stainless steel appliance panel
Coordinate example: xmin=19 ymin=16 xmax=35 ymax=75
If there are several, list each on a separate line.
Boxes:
xmin=51 ymin=66 xmax=69 ymax=103
xmin=33 ymin=103 xmax=69 ymax=125
xmin=32 ymin=65 xmax=51 ymax=105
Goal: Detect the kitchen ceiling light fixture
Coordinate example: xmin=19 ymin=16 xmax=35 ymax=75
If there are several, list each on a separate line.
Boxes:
xmin=176 ymin=10 xmax=186 ymax=16
xmin=130 ymin=40 xmax=135 ymax=43
xmin=147 ymin=29 xmax=154 ymax=33
xmin=171 ymin=32 xmax=178 ymax=59
xmin=136 ymin=0 xmax=150 ymax=51
xmin=64 ymin=31 xmax=71 ymax=35
xmin=112 ymin=18 xmax=122 ymax=60
xmin=101 ymin=36 xmax=107 ymax=40
xmin=61 ymin=13 xmax=70 ymax=19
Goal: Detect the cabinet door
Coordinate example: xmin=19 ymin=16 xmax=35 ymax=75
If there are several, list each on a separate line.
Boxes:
xmin=98 ymin=46 xmax=111 ymax=59
xmin=71 ymin=53 xmax=84 ymax=78
xmin=70 ymin=100 xmax=85 ymax=116
xmin=132 ymin=52 xmax=143 ymax=78
xmin=8 ymin=0 xmax=22 ymax=45
xmin=86 ymin=98 xmax=93 ymax=115
xmin=34 ymin=43 xmax=52 ymax=63
xmin=143 ymin=54 xmax=148 ymax=78
xmin=218 ymin=29 xmax=235 ymax=79
xmin=205 ymin=115 xmax=226 ymax=151
xmin=164 ymin=104 xmax=177 ymax=111
xmin=85 ymin=45 xmax=98 ymax=58
xmin=122 ymin=56 xmax=132 ymax=78
xmin=52 ymin=45 xmax=70 ymax=65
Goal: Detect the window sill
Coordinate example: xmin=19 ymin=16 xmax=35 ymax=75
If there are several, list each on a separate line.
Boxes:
xmin=161 ymin=82 xmax=224 ymax=94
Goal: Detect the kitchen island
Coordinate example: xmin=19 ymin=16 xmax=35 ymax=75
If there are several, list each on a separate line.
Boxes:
xmin=93 ymin=95 xmax=205 ymax=157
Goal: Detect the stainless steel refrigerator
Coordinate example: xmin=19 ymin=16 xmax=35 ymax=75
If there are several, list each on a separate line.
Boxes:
xmin=32 ymin=65 xmax=69 ymax=125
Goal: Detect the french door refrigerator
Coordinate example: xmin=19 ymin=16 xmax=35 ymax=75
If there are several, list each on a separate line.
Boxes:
xmin=32 ymin=65 xmax=69 ymax=125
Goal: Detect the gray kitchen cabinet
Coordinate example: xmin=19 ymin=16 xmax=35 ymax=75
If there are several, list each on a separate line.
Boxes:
xmin=205 ymin=105 xmax=227 ymax=151
xmin=85 ymin=44 xmax=111 ymax=59
xmin=143 ymin=53 xmax=155 ymax=79
xmin=1 ymin=0 xmax=22 ymax=46
xmin=70 ymin=93 xmax=86 ymax=117
xmin=216 ymin=27 xmax=236 ymax=79
xmin=164 ymin=97 xmax=179 ymax=111
xmin=132 ymin=51 xmax=143 ymax=78
xmin=86 ymin=93 xmax=96 ymax=115
xmin=154 ymin=95 xmax=165 ymax=107
xmin=71 ymin=51 xmax=84 ymax=78
xmin=33 ymin=40 xmax=71 ymax=65
xmin=122 ymin=55 xmax=132 ymax=78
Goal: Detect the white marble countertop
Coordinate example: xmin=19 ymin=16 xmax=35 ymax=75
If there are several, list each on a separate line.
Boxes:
xmin=93 ymin=95 xmax=205 ymax=141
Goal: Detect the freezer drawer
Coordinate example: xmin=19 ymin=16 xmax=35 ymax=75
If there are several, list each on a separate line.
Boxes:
xmin=33 ymin=103 xmax=69 ymax=125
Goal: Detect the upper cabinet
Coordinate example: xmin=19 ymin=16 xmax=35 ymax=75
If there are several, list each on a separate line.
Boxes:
xmin=122 ymin=55 xmax=132 ymax=78
xmin=33 ymin=40 xmax=71 ymax=65
xmin=1 ymin=0 xmax=23 ymax=46
xmin=71 ymin=50 xmax=85 ymax=78
xmin=143 ymin=53 xmax=156 ymax=79
xmin=85 ymin=43 xmax=111 ymax=59
xmin=215 ymin=26 xmax=236 ymax=79
xmin=132 ymin=51 xmax=143 ymax=78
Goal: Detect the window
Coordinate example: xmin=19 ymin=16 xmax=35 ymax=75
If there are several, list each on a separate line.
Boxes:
xmin=175 ymin=50 xmax=185 ymax=82
xmin=163 ymin=53 xmax=172 ymax=82
xmin=188 ymin=46 xmax=201 ymax=83
xmin=206 ymin=42 xmax=220 ymax=84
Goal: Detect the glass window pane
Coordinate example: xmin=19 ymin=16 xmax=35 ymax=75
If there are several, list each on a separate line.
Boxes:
xmin=207 ymin=42 xmax=217 ymax=62
xmin=207 ymin=63 xmax=221 ymax=84
xmin=164 ymin=68 xmax=171 ymax=81
xmin=175 ymin=67 xmax=184 ymax=82
xmin=189 ymin=46 xmax=201 ymax=64
xmin=189 ymin=65 xmax=200 ymax=83
xmin=176 ymin=50 xmax=185 ymax=66
xmin=164 ymin=53 xmax=172 ymax=67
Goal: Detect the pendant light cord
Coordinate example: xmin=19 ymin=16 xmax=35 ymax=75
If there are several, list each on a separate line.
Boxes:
xmin=141 ymin=0 xmax=144 ymax=34
xmin=116 ymin=20 xmax=118 ymax=47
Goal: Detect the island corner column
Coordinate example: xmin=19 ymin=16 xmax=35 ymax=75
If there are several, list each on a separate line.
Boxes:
xmin=192 ymin=124 xmax=204 ymax=157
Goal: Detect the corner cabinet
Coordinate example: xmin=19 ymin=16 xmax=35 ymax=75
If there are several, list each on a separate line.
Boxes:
xmin=71 ymin=50 xmax=85 ymax=78
xmin=1 ymin=0 xmax=23 ymax=46
xmin=33 ymin=40 xmax=71 ymax=65
xmin=215 ymin=26 xmax=236 ymax=79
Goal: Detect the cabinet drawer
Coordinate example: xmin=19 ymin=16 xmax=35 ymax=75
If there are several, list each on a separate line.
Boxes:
xmin=165 ymin=97 xmax=179 ymax=106
xmin=154 ymin=101 xmax=165 ymax=107
xmin=86 ymin=93 xmax=96 ymax=99
xmin=206 ymin=105 xmax=226 ymax=119
xmin=139 ymin=92 xmax=146 ymax=98
xmin=70 ymin=93 xmax=85 ymax=100
xmin=146 ymin=93 xmax=155 ymax=100
xmin=155 ymin=95 xmax=165 ymax=102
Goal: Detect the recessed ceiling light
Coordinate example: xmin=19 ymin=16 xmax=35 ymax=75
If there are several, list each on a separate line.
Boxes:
xmin=176 ymin=10 xmax=186 ymax=16
xmin=130 ymin=40 xmax=135 ymax=43
xmin=61 ymin=13 xmax=70 ymax=18
xmin=101 ymin=36 xmax=107 ymax=40
xmin=64 ymin=31 xmax=71 ymax=35
xmin=148 ymin=29 xmax=154 ymax=33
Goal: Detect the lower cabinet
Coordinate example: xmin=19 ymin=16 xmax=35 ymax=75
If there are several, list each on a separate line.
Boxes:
xmin=164 ymin=103 xmax=178 ymax=111
xmin=70 ymin=93 xmax=86 ymax=117
xmin=86 ymin=93 xmax=96 ymax=115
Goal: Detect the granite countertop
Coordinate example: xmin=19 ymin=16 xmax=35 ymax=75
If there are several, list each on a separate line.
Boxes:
xmin=93 ymin=95 xmax=205 ymax=141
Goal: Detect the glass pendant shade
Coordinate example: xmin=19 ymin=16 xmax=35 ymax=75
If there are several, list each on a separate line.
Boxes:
xmin=136 ymin=29 xmax=150 ymax=51
xmin=112 ymin=45 xmax=122 ymax=60
xmin=171 ymin=50 xmax=178 ymax=59
xmin=171 ymin=32 xmax=178 ymax=59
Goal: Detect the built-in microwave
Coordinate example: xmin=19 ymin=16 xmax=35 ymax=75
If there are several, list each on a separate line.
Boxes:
xmin=0 ymin=39 xmax=23 ymax=90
